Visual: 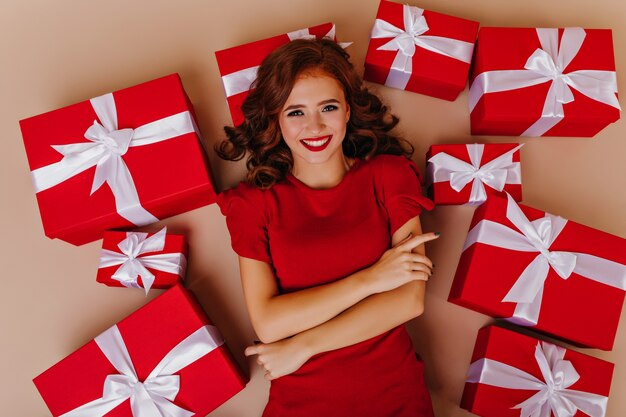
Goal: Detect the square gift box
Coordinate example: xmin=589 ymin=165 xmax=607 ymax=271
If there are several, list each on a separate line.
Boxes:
xmin=448 ymin=194 xmax=626 ymax=350
xmin=97 ymin=227 xmax=188 ymax=294
xmin=462 ymin=325 xmax=614 ymax=417
xmin=364 ymin=0 xmax=479 ymax=100
xmin=33 ymin=284 xmax=247 ymax=416
xmin=426 ymin=143 xmax=522 ymax=205
xmin=20 ymin=73 xmax=217 ymax=246
xmin=469 ymin=27 xmax=621 ymax=137
xmin=215 ymin=22 xmax=340 ymax=126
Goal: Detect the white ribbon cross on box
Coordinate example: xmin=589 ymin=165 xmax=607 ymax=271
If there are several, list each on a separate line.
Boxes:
xmin=31 ymin=92 xmax=198 ymax=226
xmin=370 ymin=4 xmax=474 ymax=90
xmin=469 ymin=27 xmax=621 ymax=137
xmin=99 ymin=227 xmax=187 ymax=294
xmin=463 ymin=194 xmax=626 ymax=325
xmin=467 ymin=341 xmax=608 ymax=417
xmin=427 ymin=143 xmax=523 ymax=205
xmin=60 ymin=324 xmax=224 ymax=417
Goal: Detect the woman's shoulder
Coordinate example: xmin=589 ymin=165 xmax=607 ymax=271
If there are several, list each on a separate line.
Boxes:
xmin=361 ymin=153 xmax=417 ymax=176
xmin=216 ymin=181 xmax=267 ymax=218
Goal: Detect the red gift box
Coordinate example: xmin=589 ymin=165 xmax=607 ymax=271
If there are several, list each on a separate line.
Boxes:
xmin=469 ymin=27 xmax=621 ymax=137
xmin=448 ymin=194 xmax=626 ymax=350
xmin=364 ymin=0 xmax=479 ymax=101
xmin=426 ymin=143 xmax=522 ymax=205
xmin=33 ymin=284 xmax=247 ymax=416
xmin=462 ymin=325 xmax=613 ymax=417
xmin=215 ymin=22 xmax=339 ymax=126
xmin=97 ymin=227 xmax=188 ymax=293
xmin=20 ymin=73 xmax=217 ymax=246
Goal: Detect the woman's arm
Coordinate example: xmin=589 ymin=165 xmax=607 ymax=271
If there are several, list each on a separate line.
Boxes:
xmin=239 ymin=226 xmax=434 ymax=343
xmin=246 ymin=216 xmax=436 ymax=380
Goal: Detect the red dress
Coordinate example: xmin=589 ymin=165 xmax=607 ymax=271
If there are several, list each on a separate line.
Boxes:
xmin=218 ymin=154 xmax=436 ymax=417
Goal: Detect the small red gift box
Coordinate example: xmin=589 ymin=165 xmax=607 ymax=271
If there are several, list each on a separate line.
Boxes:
xmin=448 ymin=194 xmax=626 ymax=350
xmin=426 ymin=143 xmax=522 ymax=205
xmin=97 ymin=227 xmax=187 ymax=294
xmin=462 ymin=325 xmax=613 ymax=417
xmin=364 ymin=0 xmax=479 ymax=101
xmin=215 ymin=22 xmax=340 ymax=126
xmin=469 ymin=27 xmax=621 ymax=137
xmin=20 ymin=74 xmax=216 ymax=246
xmin=33 ymin=284 xmax=247 ymax=416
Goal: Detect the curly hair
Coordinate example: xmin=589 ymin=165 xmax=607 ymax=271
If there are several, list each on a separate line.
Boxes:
xmin=215 ymin=37 xmax=413 ymax=189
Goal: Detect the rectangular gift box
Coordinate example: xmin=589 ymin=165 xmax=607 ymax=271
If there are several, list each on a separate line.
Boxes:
xmin=426 ymin=143 xmax=522 ymax=205
xmin=34 ymin=284 xmax=247 ymax=416
xmin=469 ymin=27 xmax=621 ymax=137
xmin=97 ymin=227 xmax=188 ymax=292
xmin=20 ymin=73 xmax=217 ymax=246
xmin=448 ymin=194 xmax=626 ymax=350
xmin=215 ymin=22 xmax=338 ymax=126
xmin=364 ymin=0 xmax=479 ymax=101
xmin=462 ymin=325 xmax=614 ymax=417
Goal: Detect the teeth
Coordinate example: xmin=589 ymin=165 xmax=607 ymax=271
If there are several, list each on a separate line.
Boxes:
xmin=302 ymin=137 xmax=330 ymax=147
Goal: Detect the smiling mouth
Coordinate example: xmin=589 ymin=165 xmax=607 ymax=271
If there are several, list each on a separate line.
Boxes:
xmin=300 ymin=135 xmax=332 ymax=151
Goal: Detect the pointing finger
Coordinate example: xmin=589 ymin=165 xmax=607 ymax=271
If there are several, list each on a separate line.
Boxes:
xmin=397 ymin=232 xmax=440 ymax=252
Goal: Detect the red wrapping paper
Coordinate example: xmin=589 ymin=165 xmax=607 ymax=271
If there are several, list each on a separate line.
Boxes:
xmin=448 ymin=195 xmax=626 ymax=350
xmin=461 ymin=325 xmax=614 ymax=417
xmin=20 ymin=74 xmax=216 ymax=246
xmin=33 ymin=284 xmax=247 ymax=416
xmin=469 ymin=27 xmax=620 ymax=137
xmin=364 ymin=0 xmax=479 ymax=101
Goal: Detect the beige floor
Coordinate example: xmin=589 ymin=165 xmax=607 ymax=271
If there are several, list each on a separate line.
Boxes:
xmin=1 ymin=0 xmax=625 ymax=416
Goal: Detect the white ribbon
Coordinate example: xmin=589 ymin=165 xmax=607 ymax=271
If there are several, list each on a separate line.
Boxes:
xmin=31 ymin=93 xmax=197 ymax=226
xmin=221 ymin=24 xmax=350 ymax=98
xmin=99 ymin=227 xmax=186 ymax=295
xmin=467 ymin=341 xmax=608 ymax=417
xmin=60 ymin=324 xmax=224 ymax=417
xmin=370 ymin=4 xmax=474 ymax=90
xmin=463 ymin=193 xmax=626 ymax=325
xmin=428 ymin=144 xmax=523 ymax=205
xmin=469 ymin=27 xmax=621 ymax=137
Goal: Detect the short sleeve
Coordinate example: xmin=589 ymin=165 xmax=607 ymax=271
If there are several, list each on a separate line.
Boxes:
xmin=216 ymin=183 xmax=272 ymax=264
xmin=376 ymin=155 xmax=435 ymax=235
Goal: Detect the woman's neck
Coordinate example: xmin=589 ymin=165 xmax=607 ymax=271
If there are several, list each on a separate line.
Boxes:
xmin=292 ymin=155 xmax=353 ymax=190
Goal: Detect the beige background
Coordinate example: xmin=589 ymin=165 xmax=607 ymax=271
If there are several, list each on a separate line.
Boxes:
xmin=1 ymin=0 xmax=625 ymax=415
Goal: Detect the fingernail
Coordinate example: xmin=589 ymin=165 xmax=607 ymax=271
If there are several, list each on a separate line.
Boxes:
xmin=435 ymin=232 xmax=441 ymax=236
xmin=432 ymin=264 xmax=436 ymax=268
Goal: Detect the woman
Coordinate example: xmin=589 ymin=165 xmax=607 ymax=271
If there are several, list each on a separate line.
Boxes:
xmin=216 ymin=38 xmax=438 ymax=416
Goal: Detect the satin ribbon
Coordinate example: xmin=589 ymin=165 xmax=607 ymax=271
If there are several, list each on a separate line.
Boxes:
xmin=60 ymin=324 xmax=224 ymax=417
xmin=370 ymin=4 xmax=474 ymax=90
xmin=427 ymin=144 xmax=523 ymax=205
xmin=30 ymin=93 xmax=197 ymax=226
xmin=221 ymin=24 xmax=350 ymax=98
xmin=463 ymin=193 xmax=626 ymax=325
xmin=98 ymin=227 xmax=187 ymax=295
xmin=469 ymin=27 xmax=621 ymax=137
xmin=467 ymin=341 xmax=608 ymax=417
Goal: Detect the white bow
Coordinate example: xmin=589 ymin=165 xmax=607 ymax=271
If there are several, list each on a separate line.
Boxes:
xmin=99 ymin=227 xmax=186 ymax=294
xmin=60 ymin=324 xmax=224 ymax=417
xmin=469 ymin=28 xmax=620 ymax=137
xmin=371 ymin=4 xmax=474 ymax=89
xmin=30 ymin=92 xmax=197 ymax=226
xmin=428 ymin=143 xmax=523 ymax=204
xmin=467 ymin=341 xmax=608 ymax=417
xmin=463 ymin=194 xmax=626 ymax=325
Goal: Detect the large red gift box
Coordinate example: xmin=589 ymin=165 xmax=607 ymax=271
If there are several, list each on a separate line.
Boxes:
xmin=364 ymin=0 xmax=479 ymax=101
xmin=215 ymin=22 xmax=339 ymax=126
xmin=426 ymin=143 xmax=522 ymax=205
xmin=469 ymin=27 xmax=621 ymax=137
xmin=33 ymin=284 xmax=247 ymax=416
xmin=462 ymin=325 xmax=613 ymax=417
xmin=97 ymin=227 xmax=188 ymax=293
xmin=448 ymin=194 xmax=626 ymax=350
xmin=20 ymin=73 xmax=217 ymax=246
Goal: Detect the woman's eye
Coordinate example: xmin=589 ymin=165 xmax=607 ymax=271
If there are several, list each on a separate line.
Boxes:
xmin=322 ymin=105 xmax=338 ymax=112
xmin=287 ymin=110 xmax=304 ymax=117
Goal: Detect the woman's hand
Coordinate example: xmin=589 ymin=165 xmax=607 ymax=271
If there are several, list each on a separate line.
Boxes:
xmin=245 ymin=336 xmax=312 ymax=381
xmin=363 ymin=232 xmax=439 ymax=294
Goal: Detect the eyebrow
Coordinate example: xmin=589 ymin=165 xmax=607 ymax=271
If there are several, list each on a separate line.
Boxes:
xmin=283 ymin=99 xmax=341 ymax=112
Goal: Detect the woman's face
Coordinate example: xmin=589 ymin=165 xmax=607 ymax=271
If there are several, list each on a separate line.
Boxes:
xmin=278 ymin=69 xmax=350 ymax=168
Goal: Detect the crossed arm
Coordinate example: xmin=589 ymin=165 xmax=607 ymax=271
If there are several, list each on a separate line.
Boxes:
xmin=241 ymin=216 xmax=438 ymax=380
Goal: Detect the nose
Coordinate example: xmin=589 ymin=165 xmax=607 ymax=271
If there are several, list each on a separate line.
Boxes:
xmin=308 ymin=113 xmax=325 ymax=135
